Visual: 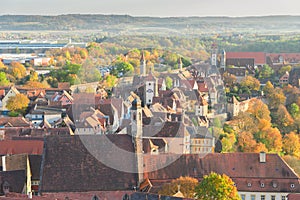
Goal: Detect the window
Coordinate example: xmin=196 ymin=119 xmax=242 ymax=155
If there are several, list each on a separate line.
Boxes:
xmin=281 ymin=196 xmax=286 ymax=200
xmin=261 ymin=195 xmax=265 ymax=200
xmin=241 ymin=194 xmax=245 ymax=200
xmin=247 ymin=182 xmax=252 ymax=187
xmin=291 ymin=183 xmax=295 ymax=188
xmin=260 ymin=183 xmax=265 ymax=188
xmin=271 ymin=195 xmax=275 ymax=200
xmin=251 ymin=195 xmax=255 ymax=200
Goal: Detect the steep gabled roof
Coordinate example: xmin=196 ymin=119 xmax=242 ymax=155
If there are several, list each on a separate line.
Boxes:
xmin=40 ymin=135 xmax=137 ymax=193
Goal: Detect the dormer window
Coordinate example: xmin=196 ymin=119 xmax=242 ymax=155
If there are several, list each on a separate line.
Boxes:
xmin=272 ymin=182 xmax=277 ymax=188
xmin=247 ymin=182 xmax=252 ymax=187
xmin=260 ymin=183 xmax=265 ymax=188
xmin=291 ymin=183 xmax=295 ymax=188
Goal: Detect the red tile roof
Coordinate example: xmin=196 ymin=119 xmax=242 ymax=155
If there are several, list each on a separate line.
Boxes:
xmin=0 ymin=140 xmax=44 ymax=155
xmin=144 ymin=153 xmax=300 ymax=193
xmin=288 ymin=193 xmax=300 ymax=200
xmin=226 ymin=52 xmax=266 ymax=65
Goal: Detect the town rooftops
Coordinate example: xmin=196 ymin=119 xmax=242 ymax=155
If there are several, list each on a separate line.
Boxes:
xmin=0 ymin=140 xmax=44 ymax=156
xmin=226 ymin=52 xmax=266 ymax=65
xmin=40 ymin=135 xmax=137 ymax=193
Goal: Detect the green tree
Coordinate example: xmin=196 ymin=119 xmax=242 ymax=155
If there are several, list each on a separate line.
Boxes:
xmin=159 ymin=176 xmax=198 ymax=198
xmin=6 ymin=93 xmax=29 ymax=114
xmin=165 ymin=76 xmax=173 ymax=89
xmin=278 ymin=65 xmax=292 ymax=76
xmin=195 ymin=172 xmax=241 ymax=200
xmin=259 ymin=64 xmax=273 ymax=79
xmin=288 ymin=103 xmax=300 ymax=119
xmin=0 ymin=72 xmax=10 ymax=86
xmin=113 ymin=61 xmax=134 ymax=77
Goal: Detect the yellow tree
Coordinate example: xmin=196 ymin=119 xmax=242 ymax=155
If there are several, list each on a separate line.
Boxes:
xmin=282 ymin=132 xmax=300 ymax=158
xmin=11 ymin=61 xmax=26 ymax=79
xmin=159 ymin=176 xmax=198 ymax=198
xmin=195 ymin=172 xmax=241 ymax=200
xmin=263 ymin=81 xmax=274 ymax=96
xmin=237 ymin=131 xmax=257 ymax=152
xmin=6 ymin=93 xmax=29 ymax=114
xmin=240 ymin=76 xmax=260 ymax=91
xmin=247 ymin=98 xmax=271 ymax=122
xmin=258 ymin=127 xmax=282 ymax=153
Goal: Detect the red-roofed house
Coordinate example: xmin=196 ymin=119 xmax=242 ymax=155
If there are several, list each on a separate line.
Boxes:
xmin=226 ymin=52 xmax=267 ymax=66
xmin=0 ymin=140 xmax=43 ymax=156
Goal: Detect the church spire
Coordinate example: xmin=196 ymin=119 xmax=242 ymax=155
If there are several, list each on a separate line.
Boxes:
xmin=140 ymin=52 xmax=146 ymax=76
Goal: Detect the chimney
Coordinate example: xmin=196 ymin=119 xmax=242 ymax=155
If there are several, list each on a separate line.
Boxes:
xmin=259 ymin=152 xmax=266 ymax=163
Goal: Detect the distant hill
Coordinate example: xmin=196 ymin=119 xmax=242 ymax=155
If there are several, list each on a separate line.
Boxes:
xmin=1 ymin=15 xmax=300 ymax=35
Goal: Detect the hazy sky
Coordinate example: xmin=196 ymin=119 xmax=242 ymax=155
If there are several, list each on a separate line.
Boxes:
xmin=2 ymin=0 xmax=300 ymax=17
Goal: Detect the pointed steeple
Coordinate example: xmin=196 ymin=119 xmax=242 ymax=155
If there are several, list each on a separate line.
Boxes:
xmin=140 ymin=52 xmax=146 ymax=76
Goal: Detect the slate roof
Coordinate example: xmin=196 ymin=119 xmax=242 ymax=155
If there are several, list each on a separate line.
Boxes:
xmin=0 ymin=170 xmax=26 ymax=195
xmin=40 ymin=135 xmax=138 ymax=193
xmin=29 ymin=155 xmax=42 ymax=180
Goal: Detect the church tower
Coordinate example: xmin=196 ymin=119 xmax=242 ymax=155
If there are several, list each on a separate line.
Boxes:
xmin=130 ymin=94 xmax=144 ymax=185
xmin=211 ymin=43 xmax=218 ymax=66
xmin=220 ymin=49 xmax=226 ymax=70
xmin=178 ymin=57 xmax=183 ymax=71
xmin=140 ymin=52 xmax=146 ymax=76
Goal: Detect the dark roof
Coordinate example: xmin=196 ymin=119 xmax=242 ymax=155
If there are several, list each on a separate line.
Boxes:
xmin=144 ymin=153 xmax=300 ymax=193
xmin=0 ymin=170 xmax=26 ymax=195
xmin=0 ymin=140 xmax=44 ymax=156
xmin=130 ymin=192 xmax=189 ymax=200
xmin=0 ymin=127 xmax=70 ymax=140
xmin=143 ymin=121 xmax=184 ymax=138
xmin=40 ymin=135 xmax=138 ymax=193
xmin=29 ymin=155 xmax=42 ymax=180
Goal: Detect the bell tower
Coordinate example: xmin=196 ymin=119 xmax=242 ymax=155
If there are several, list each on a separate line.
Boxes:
xmin=130 ymin=93 xmax=144 ymax=185
xmin=211 ymin=43 xmax=218 ymax=66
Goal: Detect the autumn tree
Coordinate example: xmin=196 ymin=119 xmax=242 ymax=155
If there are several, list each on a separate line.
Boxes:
xmin=10 ymin=61 xmax=26 ymax=79
xmin=6 ymin=93 xmax=29 ymax=114
xmin=257 ymin=127 xmax=282 ymax=153
xmin=262 ymin=81 xmax=274 ymax=96
xmin=267 ymin=87 xmax=286 ymax=110
xmin=221 ymin=133 xmax=236 ymax=152
xmin=273 ymin=104 xmax=294 ymax=133
xmin=240 ymin=75 xmax=260 ymax=91
xmin=282 ymin=132 xmax=300 ymax=158
xmin=195 ymin=172 xmax=241 ymax=200
xmin=247 ymin=98 xmax=271 ymax=122
xmin=223 ymin=72 xmax=237 ymax=87
xmin=159 ymin=176 xmax=198 ymax=198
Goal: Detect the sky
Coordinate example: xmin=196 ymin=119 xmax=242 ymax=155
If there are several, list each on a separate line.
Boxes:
xmin=2 ymin=0 xmax=300 ymax=17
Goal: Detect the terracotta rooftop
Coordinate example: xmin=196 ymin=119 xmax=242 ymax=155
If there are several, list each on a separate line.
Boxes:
xmin=0 ymin=140 xmax=44 ymax=155
xmin=0 ymin=117 xmax=31 ymax=128
xmin=144 ymin=153 xmax=300 ymax=193
xmin=226 ymin=52 xmax=266 ymax=65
